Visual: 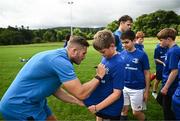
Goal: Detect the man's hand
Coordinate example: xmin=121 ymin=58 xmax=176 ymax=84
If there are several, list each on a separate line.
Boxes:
xmin=76 ymin=99 xmax=85 ymax=106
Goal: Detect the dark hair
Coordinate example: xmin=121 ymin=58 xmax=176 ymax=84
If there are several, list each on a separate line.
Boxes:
xmin=68 ymin=35 xmax=89 ymax=48
xmin=65 ymin=34 xmax=71 ymax=41
xmin=120 ymin=30 xmax=135 ymax=41
xmin=157 ymin=28 xmax=177 ymax=40
xmin=118 ymin=15 xmax=133 ymax=25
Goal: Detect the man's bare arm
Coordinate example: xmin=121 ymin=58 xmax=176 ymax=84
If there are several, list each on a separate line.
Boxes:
xmin=63 ymin=63 xmax=106 ymax=100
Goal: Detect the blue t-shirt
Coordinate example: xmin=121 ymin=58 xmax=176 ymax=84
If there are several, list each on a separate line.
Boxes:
xmin=176 ymin=48 xmax=180 ymax=79
xmin=0 ymin=48 xmax=77 ymax=120
xmin=84 ymin=53 xmax=125 ymax=117
xmin=162 ymin=44 xmax=179 ymax=96
xmin=154 ymin=44 xmax=168 ymax=71
xmin=114 ymin=30 xmax=123 ymax=52
xmin=135 ymin=43 xmax=144 ymax=51
xmin=172 ymin=47 xmax=180 ymax=117
xmin=120 ymin=49 xmax=150 ymax=89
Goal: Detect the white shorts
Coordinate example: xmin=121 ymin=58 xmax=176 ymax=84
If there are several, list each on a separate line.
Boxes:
xmin=123 ymin=87 xmax=146 ymax=111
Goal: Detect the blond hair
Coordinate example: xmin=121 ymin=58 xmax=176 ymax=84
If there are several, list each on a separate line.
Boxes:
xmin=93 ymin=29 xmax=115 ymax=51
xmin=136 ymin=31 xmax=145 ymax=39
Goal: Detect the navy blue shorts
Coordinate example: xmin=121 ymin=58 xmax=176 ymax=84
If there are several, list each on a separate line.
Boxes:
xmin=156 ymin=70 xmax=162 ymax=81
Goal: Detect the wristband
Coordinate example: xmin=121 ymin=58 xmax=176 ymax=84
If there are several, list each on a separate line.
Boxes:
xmin=95 ymin=105 xmax=97 ymax=112
xmin=94 ymin=75 xmax=102 ymax=82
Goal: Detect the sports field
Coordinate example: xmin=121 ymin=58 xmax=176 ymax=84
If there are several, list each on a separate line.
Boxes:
xmin=0 ymin=37 xmax=179 ymax=120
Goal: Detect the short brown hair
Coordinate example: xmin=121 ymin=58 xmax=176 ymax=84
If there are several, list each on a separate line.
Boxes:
xmin=136 ymin=31 xmax=145 ymax=39
xmin=93 ymin=29 xmax=115 ymax=51
xmin=157 ymin=28 xmax=177 ymax=40
xmin=67 ymin=35 xmax=89 ymax=48
xmin=118 ymin=15 xmax=133 ymax=25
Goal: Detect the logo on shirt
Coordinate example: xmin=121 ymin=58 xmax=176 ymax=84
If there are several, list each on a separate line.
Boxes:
xmin=165 ymin=54 xmax=167 ymax=61
xmin=125 ymin=64 xmax=138 ymax=70
xmin=101 ymin=80 xmax=106 ymax=83
xmin=126 ymin=64 xmax=130 ymax=67
xmin=106 ymin=67 xmax=109 ymax=74
xmin=160 ymin=55 xmax=166 ymax=59
xmin=132 ymin=58 xmax=139 ymax=64
xmin=137 ymin=105 xmax=142 ymax=109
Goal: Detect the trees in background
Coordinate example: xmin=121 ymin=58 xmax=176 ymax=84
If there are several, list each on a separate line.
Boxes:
xmin=0 ymin=26 xmax=103 ymax=45
xmin=106 ymin=10 xmax=180 ymax=37
xmin=133 ymin=10 xmax=180 ymax=36
xmin=0 ymin=10 xmax=180 ymax=45
xmin=106 ymin=20 xmax=118 ymax=32
xmin=0 ymin=26 xmax=33 ymax=45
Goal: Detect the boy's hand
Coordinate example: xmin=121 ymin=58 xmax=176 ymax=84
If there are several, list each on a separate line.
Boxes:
xmin=96 ymin=63 xmax=106 ymax=79
xmin=161 ymin=86 xmax=168 ymax=95
xmin=88 ymin=105 xmax=97 ymax=114
xmin=143 ymin=91 xmax=149 ymax=103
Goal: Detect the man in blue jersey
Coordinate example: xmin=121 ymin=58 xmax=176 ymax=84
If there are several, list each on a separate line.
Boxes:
xmin=152 ymin=40 xmax=168 ymax=99
xmin=84 ymin=30 xmax=125 ymax=121
xmin=156 ymin=28 xmax=179 ymax=120
xmin=0 ymin=36 xmax=106 ymax=120
xmin=114 ymin=15 xmax=133 ymax=52
xmin=120 ymin=30 xmax=150 ymax=121
xmin=172 ymin=47 xmax=180 ymax=120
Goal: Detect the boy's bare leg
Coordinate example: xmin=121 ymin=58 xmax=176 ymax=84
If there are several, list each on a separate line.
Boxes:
xmin=133 ymin=110 xmax=145 ymax=121
xmin=153 ymin=79 xmax=160 ymax=92
xmin=152 ymin=79 xmax=160 ymax=98
xmin=96 ymin=116 xmax=103 ymax=121
xmin=46 ymin=115 xmax=58 ymax=121
xmin=121 ymin=105 xmax=129 ymax=120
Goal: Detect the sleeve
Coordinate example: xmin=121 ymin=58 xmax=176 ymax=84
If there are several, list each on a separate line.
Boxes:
xmin=44 ymin=103 xmax=52 ymax=117
xmin=168 ymin=49 xmax=180 ymax=70
xmin=51 ymin=57 xmax=77 ymax=83
xmin=114 ymin=34 xmax=120 ymax=46
xmin=142 ymin=52 xmax=150 ymax=70
xmin=111 ymin=61 xmax=125 ymax=90
xmin=154 ymin=47 xmax=159 ymax=59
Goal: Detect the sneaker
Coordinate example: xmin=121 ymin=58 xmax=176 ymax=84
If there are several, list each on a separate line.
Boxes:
xmin=152 ymin=92 xmax=157 ymax=99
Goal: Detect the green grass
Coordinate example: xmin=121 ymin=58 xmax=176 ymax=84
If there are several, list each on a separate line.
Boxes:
xmin=0 ymin=37 xmax=180 ymax=120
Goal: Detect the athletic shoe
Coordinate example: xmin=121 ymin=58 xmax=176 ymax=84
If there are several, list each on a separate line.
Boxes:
xmin=152 ymin=92 xmax=157 ymax=99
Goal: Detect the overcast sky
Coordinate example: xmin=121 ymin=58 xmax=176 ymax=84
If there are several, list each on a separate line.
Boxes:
xmin=0 ymin=0 xmax=180 ymax=29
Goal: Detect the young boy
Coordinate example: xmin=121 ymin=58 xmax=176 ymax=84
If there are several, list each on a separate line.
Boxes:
xmin=114 ymin=15 xmax=133 ymax=52
xmin=172 ymin=47 xmax=180 ymax=120
xmin=135 ymin=31 xmax=145 ymax=51
xmin=84 ymin=29 xmax=125 ymax=121
xmin=120 ymin=30 xmax=150 ymax=121
xmin=156 ymin=28 xmax=179 ymax=120
xmin=152 ymin=40 xmax=168 ymax=99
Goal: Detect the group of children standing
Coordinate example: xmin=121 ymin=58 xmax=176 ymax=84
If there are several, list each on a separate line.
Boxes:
xmin=83 ymin=15 xmax=180 ymax=121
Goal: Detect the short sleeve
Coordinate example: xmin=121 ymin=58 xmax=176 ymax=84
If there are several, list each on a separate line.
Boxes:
xmin=51 ymin=57 xmax=77 ymax=83
xmin=154 ymin=47 xmax=159 ymax=59
xmin=169 ymin=49 xmax=180 ymax=70
xmin=141 ymin=52 xmax=150 ymax=70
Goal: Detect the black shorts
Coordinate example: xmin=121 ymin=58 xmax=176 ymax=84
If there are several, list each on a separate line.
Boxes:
xmin=96 ymin=112 xmax=121 ymax=120
xmin=156 ymin=70 xmax=162 ymax=81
